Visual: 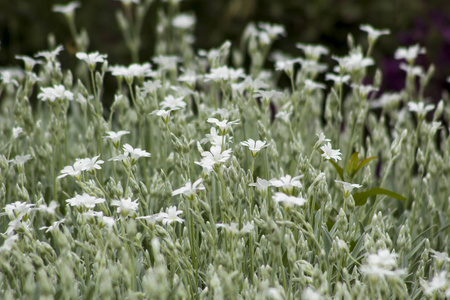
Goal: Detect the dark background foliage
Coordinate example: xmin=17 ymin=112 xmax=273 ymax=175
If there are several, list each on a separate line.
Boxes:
xmin=1 ymin=0 xmax=450 ymax=100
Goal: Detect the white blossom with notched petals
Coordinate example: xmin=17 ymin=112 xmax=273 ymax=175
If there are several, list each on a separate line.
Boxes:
xmin=249 ymin=177 xmax=271 ymax=191
xmin=207 ymin=118 xmax=239 ymax=134
xmin=334 ymin=180 xmax=362 ymax=198
xmin=408 ymin=101 xmax=434 ymax=118
xmin=273 ymin=192 xmax=307 ymax=207
xmin=0 ymin=235 xmax=19 ymax=252
xmin=66 ymin=193 xmax=105 ymax=209
xmin=395 ymin=44 xmax=426 ymax=63
xmin=76 ymin=52 xmax=107 ymax=70
xmin=160 ymin=95 xmax=186 ymax=110
xmin=111 ymin=198 xmax=139 ymax=216
xmin=53 ymin=1 xmax=80 ymax=16
xmin=270 ymin=175 xmax=303 ymax=193
xmin=360 ymin=249 xmax=406 ymax=278
xmin=38 ymin=84 xmax=74 ymax=102
xmin=40 ymin=218 xmax=66 ymax=233
xmin=296 ymin=43 xmax=329 ymax=60
xmin=172 ymin=178 xmax=205 ymax=198
xmin=216 ymin=222 xmax=254 ymax=235
xmin=360 ymin=24 xmax=390 ymax=43
xmin=8 ymin=154 xmax=32 ymax=166
xmin=320 ymin=142 xmax=342 ymax=162
xmin=157 ymin=206 xmax=184 ymax=225
xmin=104 ymin=130 xmax=130 ymax=146
xmin=241 ymin=139 xmax=269 ymax=157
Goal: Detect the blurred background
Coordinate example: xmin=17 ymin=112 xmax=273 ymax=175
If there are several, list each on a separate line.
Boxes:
xmin=1 ymin=0 xmax=450 ymax=100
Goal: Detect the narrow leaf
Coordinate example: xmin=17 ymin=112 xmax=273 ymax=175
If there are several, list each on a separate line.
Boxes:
xmin=354 ymin=187 xmax=406 ymax=206
xmin=354 ymin=156 xmax=378 ymax=177
xmin=346 ymin=152 xmax=359 ymax=179
xmin=322 ymin=225 xmax=333 ymax=257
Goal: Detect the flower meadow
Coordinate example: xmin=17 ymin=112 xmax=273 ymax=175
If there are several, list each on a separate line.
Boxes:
xmin=1 ymin=1 xmax=450 ymax=299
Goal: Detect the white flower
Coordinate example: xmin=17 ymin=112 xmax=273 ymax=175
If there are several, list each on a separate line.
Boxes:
xmin=82 ymin=155 xmax=104 ymax=173
xmin=334 ymin=180 xmax=362 ymax=198
xmin=35 ymin=45 xmax=64 ymax=62
xmin=204 ymin=66 xmax=245 ymax=82
xmin=151 ymin=109 xmax=174 ymax=123
xmin=240 ymin=138 xmax=269 ymax=157
xmin=136 ymin=213 xmax=161 ymax=223
xmin=111 ymin=198 xmax=139 ymax=216
xmin=0 ymin=70 xmax=19 ymax=86
xmin=296 ymin=43 xmax=329 ymax=60
xmin=12 ymin=127 xmax=23 ymax=139
xmin=430 ymin=249 xmax=450 ymax=263
xmin=109 ymin=63 xmax=153 ymax=83
xmin=302 ymin=287 xmax=323 ymax=300
xmin=249 ymin=177 xmax=271 ymax=190
xmin=423 ymin=271 xmax=449 ymax=295
xmin=15 ymin=55 xmax=42 ymax=71
xmin=160 ymin=95 xmax=186 ymax=110
xmin=5 ymin=219 xmax=31 ymax=235
xmin=37 ymin=201 xmax=59 ymax=215
xmin=76 ymin=52 xmax=107 ymax=70
xmin=304 ymin=79 xmax=326 ymax=92
xmin=395 ymin=44 xmax=426 ymax=63
xmin=58 ymin=155 xmax=103 ymax=179
xmin=153 ymin=55 xmax=179 ymax=71
xmin=370 ymin=92 xmax=403 ymax=109
xmin=325 ymin=73 xmax=351 ymax=85
xmin=52 ymin=1 xmax=80 ymax=16
xmin=194 ymin=157 xmax=215 ymax=175
xmin=207 ymin=118 xmax=239 ymax=134
xmin=123 ymin=143 xmax=151 ymax=162
xmin=66 ymin=193 xmax=105 ymax=209
xmin=408 ymin=101 xmax=435 ymax=118
xmin=83 ymin=210 xmax=103 ymax=219
xmin=4 ymin=201 xmax=35 ymax=220
xmin=178 ymin=70 xmax=198 ymax=85
xmin=0 ymin=235 xmax=19 ymax=252
xmin=253 ymin=90 xmax=283 ymax=102
xmin=259 ymin=23 xmax=286 ymax=39
xmin=172 ymin=14 xmax=196 ymax=29
xmin=270 ymin=175 xmax=303 ymax=192
xmin=201 ymin=127 xmax=231 ymax=146
xmin=40 ymin=218 xmax=66 ymax=233
xmin=172 ymin=178 xmax=205 ymax=198
xmin=361 ymin=249 xmax=406 ymax=278
xmin=333 ymin=52 xmax=374 ymax=73
xmin=104 ymin=130 xmax=130 ymax=147
xmin=298 ymin=59 xmax=328 ymax=74
xmin=399 ymin=63 xmax=424 ymax=77
xmin=360 ymin=24 xmax=390 ymax=43
xmin=58 ymin=159 xmax=86 ymax=179
xmin=273 ymin=192 xmax=307 ymax=207
xmin=275 ymin=110 xmax=291 ymax=123
xmin=38 ymin=84 xmax=74 ymax=102
xmin=351 ymin=84 xmax=378 ymax=98
xmin=200 ymin=145 xmax=232 ymax=165
xmin=157 ymin=206 xmax=184 ymax=225
xmin=216 ymin=222 xmax=254 ymax=235
xmin=8 ymin=154 xmax=32 ymax=166
xmin=142 ymin=80 xmax=162 ymax=94
xmin=109 ymin=154 xmax=128 ymax=163
xmin=320 ymin=142 xmax=342 ymax=162
xmin=275 ymin=58 xmax=301 ymax=74
xmin=315 ymin=132 xmax=331 ymax=146
xmin=99 ymin=216 xmax=116 ymax=229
